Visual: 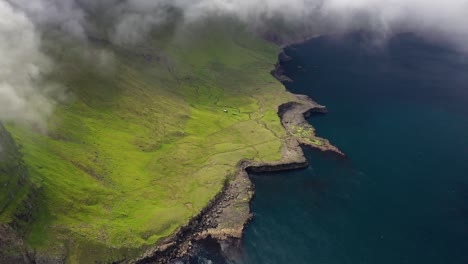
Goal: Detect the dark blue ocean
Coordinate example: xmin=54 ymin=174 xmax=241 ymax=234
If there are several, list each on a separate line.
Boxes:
xmin=193 ymin=33 xmax=468 ymax=264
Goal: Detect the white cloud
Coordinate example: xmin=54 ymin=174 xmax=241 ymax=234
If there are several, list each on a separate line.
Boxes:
xmin=0 ymin=0 xmax=55 ymax=128
xmin=320 ymin=0 xmax=468 ymax=50
xmin=1 ymin=0 xmax=468 ymax=128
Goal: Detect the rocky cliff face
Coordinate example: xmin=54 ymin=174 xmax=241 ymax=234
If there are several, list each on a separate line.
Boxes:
xmin=0 ymin=224 xmax=32 ymax=263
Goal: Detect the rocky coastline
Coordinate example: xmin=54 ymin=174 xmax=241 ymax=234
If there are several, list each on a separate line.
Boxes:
xmin=0 ymin=48 xmax=343 ymax=264
xmin=132 ymin=49 xmax=344 ymax=264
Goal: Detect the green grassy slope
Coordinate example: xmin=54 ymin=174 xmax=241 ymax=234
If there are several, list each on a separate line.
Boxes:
xmin=0 ymin=125 xmax=36 ymax=228
xmin=0 ymin=124 xmax=25 ymax=218
xmin=0 ymin=124 xmax=37 ymax=262
xmin=4 ymin=21 xmax=296 ymax=262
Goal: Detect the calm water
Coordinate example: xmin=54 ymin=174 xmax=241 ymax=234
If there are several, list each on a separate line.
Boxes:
xmin=194 ymin=33 xmax=468 ymax=264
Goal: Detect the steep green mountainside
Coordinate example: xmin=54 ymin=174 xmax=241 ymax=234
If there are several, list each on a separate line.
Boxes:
xmin=0 ymin=124 xmax=35 ymax=227
xmin=0 ymin=124 xmax=25 ymax=216
xmin=4 ymin=21 xmax=297 ymax=262
xmin=0 ymin=125 xmax=36 ymax=263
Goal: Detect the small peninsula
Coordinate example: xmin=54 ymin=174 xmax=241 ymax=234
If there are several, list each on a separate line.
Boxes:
xmin=0 ymin=19 xmax=340 ymax=263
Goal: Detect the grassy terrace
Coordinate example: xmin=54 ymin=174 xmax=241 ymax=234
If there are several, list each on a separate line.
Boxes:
xmin=2 ymin=22 xmax=298 ymax=262
xmin=290 ymin=125 xmax=324 ymax=146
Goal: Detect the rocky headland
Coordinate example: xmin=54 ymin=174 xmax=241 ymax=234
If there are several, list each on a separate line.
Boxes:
xmin=132 ymin=54 xmax=344 ymax=263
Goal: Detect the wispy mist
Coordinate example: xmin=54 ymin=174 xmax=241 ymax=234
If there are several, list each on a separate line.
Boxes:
xmin=1 ymin=0 xmax=468 ymax=127
xmin=0 ymin=0 xmax=56 ymax=129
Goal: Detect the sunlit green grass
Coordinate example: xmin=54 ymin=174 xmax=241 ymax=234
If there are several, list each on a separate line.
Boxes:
xmin=5 ymin=21 xmax=297 ymax=262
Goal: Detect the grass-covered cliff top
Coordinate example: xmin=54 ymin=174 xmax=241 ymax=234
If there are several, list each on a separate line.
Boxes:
xmin=2 ymin=20 xmax=299 ymax=262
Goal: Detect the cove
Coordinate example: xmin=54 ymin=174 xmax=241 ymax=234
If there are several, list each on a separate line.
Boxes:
xmin=194 ymin=33 xmax=468 ymax=264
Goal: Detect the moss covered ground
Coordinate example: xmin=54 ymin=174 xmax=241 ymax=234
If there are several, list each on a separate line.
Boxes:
xmin=1 ymin=21 xmax=297 ymax=262
xmin=290 ymin=125 xmax=324 ymax=146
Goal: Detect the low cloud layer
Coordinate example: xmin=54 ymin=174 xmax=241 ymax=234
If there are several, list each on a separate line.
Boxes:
xmin=7 ymin=0 xmax=468 ymax=47
xmin=320 ymin=0 xmax=468 ymax=50
xmin=1 ymin=0 xmax=468 ymax=127
xmin=0 ymin=0 xmax=55 ymax=128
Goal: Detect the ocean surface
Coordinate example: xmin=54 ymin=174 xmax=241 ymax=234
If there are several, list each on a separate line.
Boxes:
xmin=192 ymin=33 xmax=468 ymax=264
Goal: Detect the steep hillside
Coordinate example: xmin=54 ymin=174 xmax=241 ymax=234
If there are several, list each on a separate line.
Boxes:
xmin=0 ymin=124 xmax=36 ymax=227
xmin=0 ymin=125 xmax=36 ymax=263
xmin=0 ymin=124 xmax=25 ymax=217
xmin=6 ymin=21 xmax=302 ymax=262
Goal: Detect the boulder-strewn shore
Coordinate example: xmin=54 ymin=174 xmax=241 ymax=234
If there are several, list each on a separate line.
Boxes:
xmin=133 ymin=53 xmax=344 ymax=263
